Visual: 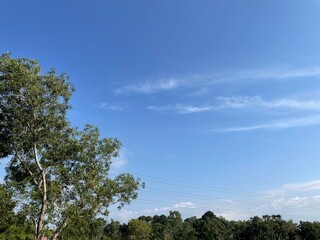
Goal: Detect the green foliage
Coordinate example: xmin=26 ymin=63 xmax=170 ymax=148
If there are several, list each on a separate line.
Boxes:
xmin=61 ymin=217 xmax=107 ymax=240
xmin=0 ymin=183 xmax=34 ymax=239
xmin=102 ymin=211 xmax=320 ymax=240
xmin=104 ymin=220 xmax=127 ymax=240
xmin=298 ymin=221 xmax=320 ymax=240
xmin=128 ymin=219 xmax=152 ymax=240
xmin=194 ymin=211 xmax=232 ymax=240
xmin=0 ymin=53 xmax=143 ymax=239
xmin=238 ymin=215 xmax=298 ymax=240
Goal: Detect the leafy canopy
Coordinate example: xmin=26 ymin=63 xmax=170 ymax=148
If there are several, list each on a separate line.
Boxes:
xmin=0 ymin=53 xmax=143 ymax=239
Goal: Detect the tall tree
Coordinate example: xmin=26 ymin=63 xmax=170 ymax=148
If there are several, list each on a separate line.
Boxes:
xmin=0 ymin=53 xmax=143 ymax=240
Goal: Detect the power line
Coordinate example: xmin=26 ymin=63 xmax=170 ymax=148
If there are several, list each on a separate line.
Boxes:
xmin=110 ymin=170 xmax=314 ymax=200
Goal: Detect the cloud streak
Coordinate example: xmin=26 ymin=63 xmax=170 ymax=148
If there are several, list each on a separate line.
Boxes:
xmin=116 ymin=66 xmax=320 ymax=94
xmin=147 ymin=104 xmax=214 ymax=114
xmin=216 ymin=115 xmax=320 ymax=132
xmin=148 ymin=97 xmax=320 ymax=114
xmin=217 ymin=96 xmax=320 ymax=111
xmin=97 ymin=102 xmax=123 ymax=111
xmin=116 ymin=78 xmax=180 ymax=94
xmin=268 ymin=180 xmax=320 ymax=195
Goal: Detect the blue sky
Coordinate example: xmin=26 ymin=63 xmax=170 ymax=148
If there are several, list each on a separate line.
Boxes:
xmin=1 ymin=0 xmax=320 ymax=222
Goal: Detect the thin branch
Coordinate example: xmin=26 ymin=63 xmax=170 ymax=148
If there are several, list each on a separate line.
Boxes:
xmin=15 ymin=152 xmax=39 ymax=187
xmin=49 ymin=218 xmax=68 ymax=240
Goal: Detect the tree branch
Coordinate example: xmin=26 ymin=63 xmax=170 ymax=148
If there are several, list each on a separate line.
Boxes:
xmin=49 ymin=218 xmax=68 ymax=240
xmin=15 ymin=152 xmax=39 ymax=187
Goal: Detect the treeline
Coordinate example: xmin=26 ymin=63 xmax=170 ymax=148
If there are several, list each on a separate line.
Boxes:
xmin=1 ymin=183 xmax=320 ymax=239
xmin=76 ymin=211 xmax=320 ymax=240
xmin=2 ymin=202 xmax=320 ymax=240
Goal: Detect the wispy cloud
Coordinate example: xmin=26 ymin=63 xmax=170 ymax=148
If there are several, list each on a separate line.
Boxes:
xmin=216 ymin=115 xmax=320 ymax=132
xmin=115 ymin=78 xmax=180 ymax=94
xmin=147 ymin=104 xmax=214 ymax=114
xmin=217 ymin=96 xmax=320 ymax=111
xmin=116 ymin=66 xmax=320 ymax=94
xmin=97 ymin=102 xmax=123 ymax=111
xmin=108 ymin=201 xmax=197 ymax=222
xmin=268 ymin=180 xmax=320 ymax=195
xmin=148 ymin=97 xmax=320 ymax=114
xmin=142 ymin=202 xmax=196 ymax=214
xmin=174 ymin=202 xmax=196 ymax=209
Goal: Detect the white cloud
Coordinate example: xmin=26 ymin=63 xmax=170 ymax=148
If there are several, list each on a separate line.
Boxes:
xmin=108 ymin=201 xmax=197 ymax=222
xmin=147 ymin=104 xmax=214 ymax=114
xmin=268 ymin=180 xmax=320 ymax=195
xmin=116 ymin=66 xmax=320 ymax=94
xmin=97 ymin=102 xmax=123 ymax=111
xmin=108 ymin=209 xmax=138 ymax=222
xmin=147 ymin=96 xmax=320 ymax=114
xmin=143 ymin=201 xmax=196 ymax=214
xmin=143 ymin=206 xmax=171 ymax=214
xmin=216 ymin=115 xmax=320 ymax=132
xmin=174 ymin=202 xmax=196 ymax=209
xmin=217 ymin=96 xmax=320 ymax=111
xmin=241 ymin=67 xmax=320 ymax=80
xmin=115 ymin=78 xmax=180 ymax=94
xmin=312 ymin=195 xmax=320 ymax=200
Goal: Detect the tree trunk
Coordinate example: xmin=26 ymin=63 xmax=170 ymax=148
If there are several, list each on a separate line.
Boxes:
xmin=33 ymin=144 xmax=48 ymax=240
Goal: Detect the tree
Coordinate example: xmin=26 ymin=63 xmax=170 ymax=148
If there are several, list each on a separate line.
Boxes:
xmin=61 ymin=217 xmax=107 ymax=240
xmin=128 ymin=219 xmax=152 ymax=240
xmin=151 ymin=214 xmax=171 ymax=239
xmin=194 ymin=211 xmax=232 ymax=240
xmin=182 ymin=216 xmax=198 ymax=239
xmin=298 ymin=221 xmax=320 ymax=240
xmin=0 ymin=53 xmax=143 ymax=240
xmin=238 ymin=215 xmax=297 ymax=240
xmin=0 ymin=183 xmax=16 ymax=235
xmin=167 ymin=211 xmax=184 ymax=239
xmin=104 ymin=219 xmax=126 ymax=240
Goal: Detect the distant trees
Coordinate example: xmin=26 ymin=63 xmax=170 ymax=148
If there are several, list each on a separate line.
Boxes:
xmin=236 ymin=215 xmax=297 ymax=240
xmin=105 ymin=211 xmax=320 ymax=240
xmin=298 ymin=221 xmax=320 ymax=240
xmin=1 ymin=190 xmax=320 ymax=240
xmin=100 ymin=211 xmax=320 ymax=240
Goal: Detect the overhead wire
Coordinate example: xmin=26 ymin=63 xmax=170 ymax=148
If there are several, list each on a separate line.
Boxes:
xmin=109 ymin=171 xmax=320 ymax=216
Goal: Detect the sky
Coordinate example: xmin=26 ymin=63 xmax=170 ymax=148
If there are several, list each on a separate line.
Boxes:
xmin=1 ymin=0 xmax=320 ymax=222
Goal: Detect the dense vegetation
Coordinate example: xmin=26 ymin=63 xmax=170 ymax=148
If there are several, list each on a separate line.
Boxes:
xmin=61 ymin=211 xmax=320 ymax=240
xmin=1 ymin=190 xmax=320 ymax=240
